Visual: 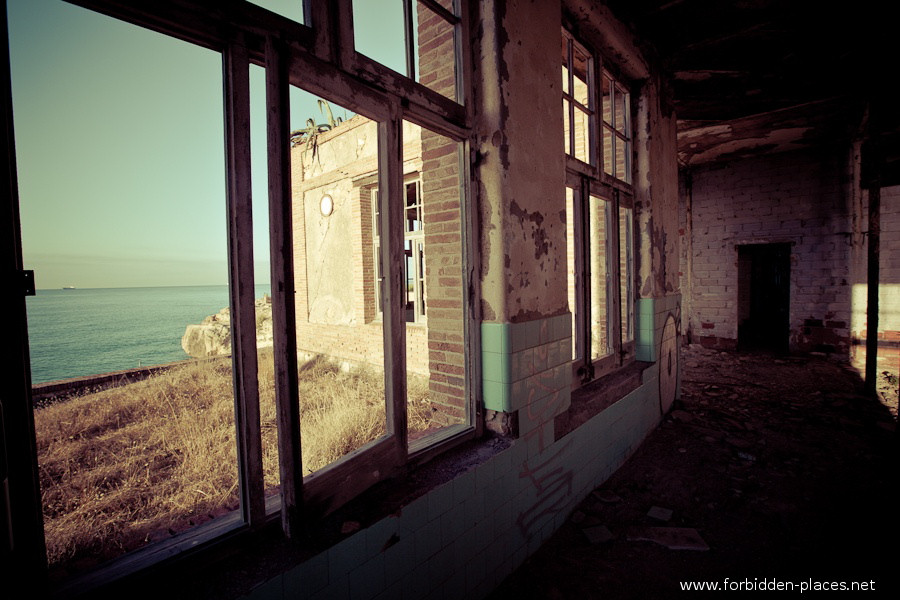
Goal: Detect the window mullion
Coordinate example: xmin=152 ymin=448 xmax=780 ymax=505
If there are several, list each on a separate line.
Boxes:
xmin=577 ymin=177 xmax=592 ymax=379
xmin=264 ymin=36 xmax=303 ymax=537
xmin=609 ymin=188 xmax=623 ymax=362
xmin=403 ymin=0 xmax=416 ymax=79
xmin=378 ymin=115 xmax=408 ymax=460
xmin=566 ymin=37 xmax=576 ymax=158
xmin=223 ymin=39 xmax=265 ymax=528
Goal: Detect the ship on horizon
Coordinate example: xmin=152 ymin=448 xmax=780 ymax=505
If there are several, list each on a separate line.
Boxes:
xmin=62 ymin=285 xmax=76 ymax=290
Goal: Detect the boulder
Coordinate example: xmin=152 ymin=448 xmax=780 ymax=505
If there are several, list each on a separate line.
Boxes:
xmin=181 ymin=294 xmax=273 ymax=358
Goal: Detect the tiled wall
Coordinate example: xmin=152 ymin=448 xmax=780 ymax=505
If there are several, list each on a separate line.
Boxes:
xmin=635 ymin=294 xmax=681 ymax=363
xmin=245 ymin=362 xmax=663 ymax=600
xmin=481 ymin=315 xmax=573 ymax=434
xmin=244 ymin=303 xmax=680 ymax=600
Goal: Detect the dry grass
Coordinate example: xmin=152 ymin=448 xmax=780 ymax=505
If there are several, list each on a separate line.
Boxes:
xmin=35 ymin=350 xmax=434 ymax=574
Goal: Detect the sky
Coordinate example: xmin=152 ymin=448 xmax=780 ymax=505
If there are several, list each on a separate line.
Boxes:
xmin=6 ymin=0 xmax=405 ymax=289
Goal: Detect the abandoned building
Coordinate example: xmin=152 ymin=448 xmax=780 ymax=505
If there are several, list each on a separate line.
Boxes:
xmin=1 ymin=0 xmax=896 ymax=598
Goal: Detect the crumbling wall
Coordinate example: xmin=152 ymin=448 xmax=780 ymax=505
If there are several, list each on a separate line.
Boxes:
xmin=475 ymin=0 xmax=567 ymax=325
xmin=684 ymin=147 xmax=853 ymax=353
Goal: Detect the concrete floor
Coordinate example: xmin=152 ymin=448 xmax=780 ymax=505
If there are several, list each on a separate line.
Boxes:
xmin=489 ymin=345 xmax=898 ymax=599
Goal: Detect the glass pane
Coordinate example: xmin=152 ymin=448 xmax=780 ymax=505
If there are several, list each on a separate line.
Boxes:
xmin=588 ymin=196 xmax=611 ymax=360
xmin=574 ymin=106 xmax=590 ymax=164
xmin=406 ymin=180 xmax=423 ymax=232
xmin=603 ymin=125 xmax=615 ymax=177
xmin=353 ymin=1 xmax=459 ymax=102
xmin=561 ymin=34 xmax=570 ymax=94
xmin=601 ymin=74 xmax=613 ymax=125
xmin=416 ymin=2 xmax=458 ymax=101
xmin=620 ymin=206 xmax=634 ymax=342
xmin=572 ymin=42 xmax=590 ymax=107
xmin=615 ymin=83 xmax=628 ymax=135
xmin=247 ymin=0 xmax=304 ymax=23
xmin=353 ymin=0 xmax=408 ymax=75
xmin=563 ymin=98 xmax=572 ymax=156
xmin=10 ymin=0 xmax=239 ymax=576
xmin=405 ymin=238 xmax=416 ymax=321
xmin=403 ymin=120 xmax=467 ymax=448
xmin=565 ymin=186 xmax=581 ymax=361
xmin=289 ymin=86 xmax=387 ymax=475
xmin=615 ymin=133 xmax=629 ymax=182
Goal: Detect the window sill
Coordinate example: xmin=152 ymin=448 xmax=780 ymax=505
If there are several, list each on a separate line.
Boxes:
xmin=555 ymin=360 xmax=651 ymax=440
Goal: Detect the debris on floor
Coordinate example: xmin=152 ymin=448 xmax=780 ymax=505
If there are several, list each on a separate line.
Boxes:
xmin=582 ymin=525 xmax=615 ymax=545
xmin=490 ymin=345 xmax=898 ymax=599
xmin=626 ymin=527 xmax=709 ymax=551
xmin=646 ymin=506 xmax=673 ymax=522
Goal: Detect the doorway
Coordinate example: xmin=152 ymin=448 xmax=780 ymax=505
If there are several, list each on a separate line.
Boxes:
xmin=737 ymin=243 xmax=791 ymax=352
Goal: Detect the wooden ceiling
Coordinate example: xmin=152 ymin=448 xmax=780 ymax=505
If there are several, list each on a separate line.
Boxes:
xmin=603 ymin=0 xmax=896 ymax=176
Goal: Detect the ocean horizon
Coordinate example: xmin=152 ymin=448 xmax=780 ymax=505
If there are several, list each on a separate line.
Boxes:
xmin=26 ymin=283 xmax=271 ymax=384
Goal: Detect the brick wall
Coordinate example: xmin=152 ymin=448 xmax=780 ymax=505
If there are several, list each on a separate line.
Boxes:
xmin=683 ymin=148 xmax=852 ymax=353
xmin=421 ymin=128 xmax=466 ymax=425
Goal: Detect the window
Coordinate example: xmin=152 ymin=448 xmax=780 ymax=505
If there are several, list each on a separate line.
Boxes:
xmin=562 ymin=28 xmax=594 ymax=165
xmin=372 ymin=179 xmax=427 ymax=323
xmin=602 ymin=70 xmax=632 ymax=184
xmin=3 ymin=0 xmax=473 ymax=590
xmin=353 ymin=0 xmax=463 ymax=103
xmin=563 ymin=25 xmax=635 ymax=381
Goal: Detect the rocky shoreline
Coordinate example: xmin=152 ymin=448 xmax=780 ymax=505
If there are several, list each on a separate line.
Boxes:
xmin=181 ymin=294 xmax=273 ymax=358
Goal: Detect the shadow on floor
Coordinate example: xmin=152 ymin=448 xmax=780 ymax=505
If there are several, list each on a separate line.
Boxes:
xmin=490 ymin=345 xmax=898 ymax=599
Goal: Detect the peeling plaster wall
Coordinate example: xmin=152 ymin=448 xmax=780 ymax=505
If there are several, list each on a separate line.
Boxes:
xmin=634 ymin=77 xmax=680 ymax=299
xmin=475 ymin=0 xmax=567 ymax=324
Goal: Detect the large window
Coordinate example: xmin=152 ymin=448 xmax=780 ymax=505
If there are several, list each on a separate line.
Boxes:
xmin=563 ymin=25 xmax=635 ymax=381
xmin=3 ymin=0 xmax=473 ymax=590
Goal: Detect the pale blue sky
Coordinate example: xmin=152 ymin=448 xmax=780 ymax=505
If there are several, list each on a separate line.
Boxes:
xmin=6 ymin=0 xmax=404 ymax=290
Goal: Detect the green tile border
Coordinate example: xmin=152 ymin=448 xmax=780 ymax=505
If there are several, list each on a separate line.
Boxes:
xmin=482 ymin=315 xmax=573 ymax=412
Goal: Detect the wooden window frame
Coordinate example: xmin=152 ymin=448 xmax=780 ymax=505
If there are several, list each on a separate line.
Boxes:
xmin=562 ymin=27 xmax=596 ymax=168
xmin=1 ymin=0 xmax=479 ymax=591
xmin=564 ymin=26 xmax=636 ymax=387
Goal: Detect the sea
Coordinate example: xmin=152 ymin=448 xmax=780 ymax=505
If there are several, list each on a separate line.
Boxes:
xmin=25 ymin=284 xmax=270 ymax=384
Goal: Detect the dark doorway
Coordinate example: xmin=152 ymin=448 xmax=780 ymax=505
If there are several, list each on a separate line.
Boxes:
xmin=737 ymin=243 xmax=791 ymax=352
